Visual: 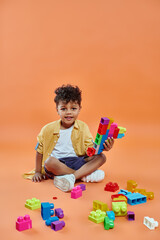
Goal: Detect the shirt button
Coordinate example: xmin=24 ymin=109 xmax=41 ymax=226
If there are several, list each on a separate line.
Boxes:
xmin=54 ymin=141 xmax=56 ymax=143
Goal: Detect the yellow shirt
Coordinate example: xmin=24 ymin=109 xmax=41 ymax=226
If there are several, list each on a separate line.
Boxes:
xmin=23 ymin=119 xmax=93 ymax=180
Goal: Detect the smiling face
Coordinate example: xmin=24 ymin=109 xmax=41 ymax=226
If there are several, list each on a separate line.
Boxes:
xmin=57 ymin=100 xmax=81 ymax=129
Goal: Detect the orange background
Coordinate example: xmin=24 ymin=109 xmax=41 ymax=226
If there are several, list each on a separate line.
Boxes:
xmin=0 ymin=1 xmax=160 ymax=240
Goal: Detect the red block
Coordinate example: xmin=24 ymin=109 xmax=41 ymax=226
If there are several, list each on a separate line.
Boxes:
xmin=98 ymin=123 xmax=108 ymax=135
xmin=113 ymin=127 xmax=120 ymax=139
xmin=87 ymin=147 xmax=96 ymax=157
xmin=104 ymin=182 xmax=119 ymax=192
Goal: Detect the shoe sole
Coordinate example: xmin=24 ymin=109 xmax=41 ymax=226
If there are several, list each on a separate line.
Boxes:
xmin=54 ymin=177 xmax=71 ymax=192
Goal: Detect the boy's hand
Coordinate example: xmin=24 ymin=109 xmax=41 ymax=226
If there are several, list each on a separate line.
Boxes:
xmin=32 ymin=172 xmax=46 ymax=182
xmin=103 ymin=137 xmax=114 ymax=151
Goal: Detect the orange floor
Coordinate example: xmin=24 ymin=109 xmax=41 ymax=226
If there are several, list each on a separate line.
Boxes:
xmin=1 ymin=1 xmax=160 ymax=239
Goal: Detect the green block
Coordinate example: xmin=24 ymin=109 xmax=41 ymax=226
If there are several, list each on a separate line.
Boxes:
xmin=25 ymin=198 xmax=41 ymax=210
xmin=88 ymin=210 xmax=106 ymax=223
xmin=112 ymin=201 xmax=127 ymax=216
xmin=104 ymin=217 xmax=114 ymax=230
xmin=95 ymin=133 xmax=103 ymax=145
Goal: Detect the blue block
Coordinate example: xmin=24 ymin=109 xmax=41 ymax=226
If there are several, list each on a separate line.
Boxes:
xmin=41 ymin=202 xmax=54 ymax=220
xmin=118 ymin=189 xmax=132 ymax=196
xmin=97 ymin=130 xmax=109 ymax=154
xmin=127 ymin=193 xmax=147 ymax=205
xmin=117 ymin=133 xmax=125 ymax=139
xmin=106 ymin=211 xmax=115 ymax=221
xmin=45 ymin=216 xmax=59 ymax=226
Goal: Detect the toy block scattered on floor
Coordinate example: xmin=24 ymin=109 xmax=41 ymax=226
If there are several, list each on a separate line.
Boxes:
xmin=118 ymin=189 xmax=132 ymax=196
xmin=127 ymin=193 xmax=147 ymax=205
xmin=106 ymin=211 xmax=115 ymax=221
xmin=16 ymin=215 xmax=32 ymax=231
xmin=127 ymin=180 xmax=138 ymax=192
xmin=25 ymin=198 xmax=41 ymax=210
xmin=145 ymin=192 xmax=154 ymax=200
xmin=45 ymin=216 xmax=59 ymax=226
xmin=41 ymin=202 xmax=54 ymax=220
xmin=78 ymin=183 xmax=86 ymax=191
xmin=51 ymin=220 xmax=65 ymax=231
xmin=104 ymin=216 xmax=114 ymax=230
xmin=104 ymin=182 xmax=119 ymax=192
xmin=55 ymin=208 xmax=64 ymax=218
xmin=111 ymin=194 xmax=128 ymax=202
xmin=87 ymin=117 xmax=126 ymax=156
xmin=143 ymin=217 xmax=158 ymax=230
xmin=89 ymin=210 xmax=106 ymax=223
xmin=127 ymin=211 xmax=135 ymax=221
xmin=93 ymin=200 xmax=109 ymax=212
xmin=71 ymin=186 xmax=82 ymax=199
xmin=112 ymin=201 xmax=127 ymax=217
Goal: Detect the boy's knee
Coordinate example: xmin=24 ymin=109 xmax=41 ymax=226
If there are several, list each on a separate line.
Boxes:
xmin=100 ymin=153 xmax=107 ymax=164
xmin=45 ymin=157 xmax=55 ymax=169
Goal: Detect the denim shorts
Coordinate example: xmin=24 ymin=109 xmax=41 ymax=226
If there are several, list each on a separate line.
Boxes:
xmin=44 ymin=156 xmax=87 ymax=179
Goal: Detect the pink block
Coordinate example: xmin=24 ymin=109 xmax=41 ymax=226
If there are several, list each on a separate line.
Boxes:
xmin=108 ymin=123 xmax=118 ymax=138
xmin=16 ymin=215 xmax=32 ymax=231
xmin=71 ymin=186 xmax=82 ymax=199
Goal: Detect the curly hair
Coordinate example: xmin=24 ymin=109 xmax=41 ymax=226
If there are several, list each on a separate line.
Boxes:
xmin=54 ymin=84 xmax=82 ymax=107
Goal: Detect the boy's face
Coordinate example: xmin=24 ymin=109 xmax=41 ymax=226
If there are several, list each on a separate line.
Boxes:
xmin=57 ymin=100 xmax=81 ymax=128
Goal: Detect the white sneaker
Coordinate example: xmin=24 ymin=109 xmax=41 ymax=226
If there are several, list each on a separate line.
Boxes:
xmin=54 ymin=174 xmax=75 ymax=192
xmin=81 ymin=170 xmax=105 ymax=183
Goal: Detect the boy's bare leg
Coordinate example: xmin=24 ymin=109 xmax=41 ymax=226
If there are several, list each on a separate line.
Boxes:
xmin=45 ymin=157 xmax=75 ymax=176
xmin=74 ymin=153 xmax=106 ymax=180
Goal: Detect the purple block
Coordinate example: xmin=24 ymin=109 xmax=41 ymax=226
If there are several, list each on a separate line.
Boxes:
xmin=51 ymin=220 xmax=65 ymax=231
xmin=100 ymin=117 xmax=110 ymax=125
xmin=79 ymin=184 xmax=86 ymax=191
xmin=55 ymin=208 xmax=64 ymax=219
xmin=127 ymin=211 xmax=135 ymax=221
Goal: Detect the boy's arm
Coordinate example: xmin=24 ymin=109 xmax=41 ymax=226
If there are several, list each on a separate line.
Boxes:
xmin=32 ymin=152 xmax=45 ymax=182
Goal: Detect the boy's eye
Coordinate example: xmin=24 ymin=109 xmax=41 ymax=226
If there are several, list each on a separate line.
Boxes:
xmin=72 ymin=108 xmax=77 ymax=110
xmin=61 ymin=108 xmax=66 ymax=111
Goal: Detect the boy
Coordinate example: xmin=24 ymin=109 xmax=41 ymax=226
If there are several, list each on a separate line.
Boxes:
xmin=32 ymin=84 xmax=114 ymax=192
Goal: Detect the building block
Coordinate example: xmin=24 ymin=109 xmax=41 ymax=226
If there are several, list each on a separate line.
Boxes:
xmin=45 ymin=216 xmax=59 ymax=226
xmin=127 ymin=180 xmax=138 ymax=192
xmin=71 ymin=186 xmax=82 ymax=199
xmin=51 ymin=220 xmax=65 ymax=231
xmin=89 ymin=210 xmax=106 ymax=223
xmin=25 ymin=198 xmax=41 ymax=210
xmin=55 ymin=208 xmax=64 ymax=218
xmin=16 ymin=215 xmax=32 ymax=231
xmin=86 ymin=147 xmax=96 ymax=157
xmin=78 ymin=183 xmax=86 ymax=191
xmin=41 ymin=202 xmax=54 ymax=220
xmin=104 ymin=216 xmax=114 ymax=230
xmin=145 ymin=192 xmax=154 ymax=200
xmin=134 ymin=188 xmax=147 ymax=195
xmin=104 ymin=182 xmax=119 ymax=192
xmin=108 ymin=123 xmax=118 ymax=138
xmin=112 ymin=194 xmax=128 ymax=202
xmin=112 ymin=201 xmax=127 ymax=217
xmin=143 ymin=217 xmax=158 ymax=230
xmin=95 ymin=133 xmax=103 ymax=145
xmin=118 ymin=189 xmax=132 ymax=196
xmin=117 ymin=133 xmax=125 ymax=138
xmin=118 ymin=127 xmax=127 ymax=134
xmin=127 ymin=211 xmax=135 ymax=221
xmin=98 ymin=122 xmax=108 ymax=135
xmin=127 ymin=193 xmax=147 ymax=205
xmin=100 ymin=117 xmax=110 ymax=125
xmin=107 ymin=118 xmax=114 ymax=129
xmin=93 ymin=200 xmax=109 ymax=212
xmin=113 ymin=127 xmax=120 ymax=139
xmin=106 ymin=211 xmax=115 ymax=221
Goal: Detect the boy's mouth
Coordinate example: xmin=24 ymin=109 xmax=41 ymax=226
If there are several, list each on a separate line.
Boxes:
xmin=65 ymin=116 xmax=73 ymax=121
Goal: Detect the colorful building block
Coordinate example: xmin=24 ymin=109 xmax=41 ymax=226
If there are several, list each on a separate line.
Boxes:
xmin=104 ymin=182 xmax=119 ymax=192
xmin=78 ymin=183 xmax=86 ymax=191
xmin=112 ymin=194 xmax=128 ymax=202
xmin=41 ymin=202 xmax=54 ymax=220
xmin=127 ymin=180 xmax=138 ymax=192
xmin=16 ymin=215 xmax=32 ymax=231
xmin=143 ymin=217 xmax=158 ymax=230
xmin=104 ymin=216 xmax=114 ymax=230
xmin=25 ymin=198 xmax=41 ymax=210
xmin=112 ymin=201 xmax=127 ymax=217
xmin=87 ymin=117 xmax=126 ymax=156
xmin=71 ymin=186 xmax=82 ymax=199
xmin=89 ymin=210 xmax=106 ymax=223
xmin=106 ymin=211 xmax=115 ymax=221
xmin=127 ymin=193 xmax=147 ymax=205
xmin=51 ymin=220 xmax=65 ymax=231
xmin=118 ymin=189 xmax=132 ymax=196
xmin=55 ymin=208 xmax=64 ymax=218
xmin=127 ymin=211 xmax=135 ymax=221
xmin=45 ymin=216 xmax=59 ymax=226
xmin=93 ymin=200 xmax=109 ymax=212
xmin=145 ymin=192 xmax=154 ymax=200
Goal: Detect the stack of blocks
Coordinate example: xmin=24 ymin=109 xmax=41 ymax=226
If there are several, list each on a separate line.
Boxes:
xmin=41 ymin=202 xmax=65 ymax=231
xmin=87 ymin=117 xmax=126 ymax=157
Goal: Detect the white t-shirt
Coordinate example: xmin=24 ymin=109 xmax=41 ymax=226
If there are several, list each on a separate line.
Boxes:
xmin=50 ymin=125 xmax=77 ymax=158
